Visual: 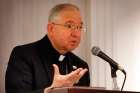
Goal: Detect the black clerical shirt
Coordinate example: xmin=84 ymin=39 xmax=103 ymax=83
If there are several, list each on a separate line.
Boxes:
xmin=5 ymin=35 xmax=90 ymax=93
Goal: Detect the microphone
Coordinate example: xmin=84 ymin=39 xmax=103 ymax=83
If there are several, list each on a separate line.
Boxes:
xmin=91 ymin=46 xmax=126 ymax=75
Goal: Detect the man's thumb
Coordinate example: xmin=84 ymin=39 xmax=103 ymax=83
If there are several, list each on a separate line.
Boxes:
xmin=53 ymin=64 xmax=60 ymax=75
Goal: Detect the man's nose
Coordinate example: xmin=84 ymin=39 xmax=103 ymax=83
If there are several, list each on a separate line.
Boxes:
xmin=71 ymin=29 xmax=81 ymax=38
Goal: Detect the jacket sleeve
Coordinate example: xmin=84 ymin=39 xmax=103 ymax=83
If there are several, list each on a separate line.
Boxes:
xmin=5 ymin=46 xmax=44 ymax=93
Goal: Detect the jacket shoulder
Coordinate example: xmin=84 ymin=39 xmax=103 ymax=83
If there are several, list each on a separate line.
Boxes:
xmin=11 ymin=40 xmax=39 ymax=55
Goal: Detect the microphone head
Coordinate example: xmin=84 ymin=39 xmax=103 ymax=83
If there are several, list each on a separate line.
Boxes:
xmin=91 ymin=46 xmax=101 ymax=56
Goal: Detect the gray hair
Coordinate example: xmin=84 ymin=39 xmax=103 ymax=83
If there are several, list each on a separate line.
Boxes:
xmin=48 ymin=3 xmax=80 ymax=22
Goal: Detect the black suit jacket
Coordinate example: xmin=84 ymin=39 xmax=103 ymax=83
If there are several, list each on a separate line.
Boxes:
xmin=5 ymin=35 xmax=90 ymax=93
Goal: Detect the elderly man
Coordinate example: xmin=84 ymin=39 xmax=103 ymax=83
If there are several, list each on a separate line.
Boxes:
xmin=5 ymin=3 xmax=90 ymax=93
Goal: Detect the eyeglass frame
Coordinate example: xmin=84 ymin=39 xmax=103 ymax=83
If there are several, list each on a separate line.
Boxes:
xmin=51 ymin=22 xmax=86 ymax=32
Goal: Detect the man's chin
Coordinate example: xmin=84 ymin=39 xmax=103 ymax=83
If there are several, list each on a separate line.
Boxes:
xmin=68 ymin=46 xmax=78 ymax=51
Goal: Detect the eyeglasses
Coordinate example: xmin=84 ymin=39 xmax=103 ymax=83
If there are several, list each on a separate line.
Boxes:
xmin=52 ymin=23 xmax=86 ymax=32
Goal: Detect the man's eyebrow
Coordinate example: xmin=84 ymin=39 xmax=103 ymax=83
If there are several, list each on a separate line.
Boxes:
xmin=65 ymin=20 xmax=83 ymax=25
xmin=65 ymin=20 xmax=75 ymax=24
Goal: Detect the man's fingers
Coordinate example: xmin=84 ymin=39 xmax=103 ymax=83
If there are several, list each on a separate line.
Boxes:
xmin=78 ymin=68 xmax=88 ymax=80
xmin=67 ymin=68 xmax=83 ymax=77
xmin=53 ymin=64 xmax=60 ymax=75
xmin=74 ymin=68 xmax=88 ymax=84
xmin=67 ymin=68 xmax=88 ymax=82
xmin=79 ymin=68 xmax=88 ymax=78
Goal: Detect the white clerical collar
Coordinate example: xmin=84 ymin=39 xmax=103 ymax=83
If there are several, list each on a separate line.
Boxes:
xmin=58 ymin=55 xmax=65 ymax=62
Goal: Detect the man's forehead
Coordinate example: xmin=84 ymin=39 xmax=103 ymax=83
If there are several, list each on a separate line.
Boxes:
xmin=58 ymin=10 xmax=83 ymax=24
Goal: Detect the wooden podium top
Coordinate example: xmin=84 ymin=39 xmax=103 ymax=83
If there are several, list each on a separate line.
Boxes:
xmin=49 ymin=87 xmax=140 ymax=93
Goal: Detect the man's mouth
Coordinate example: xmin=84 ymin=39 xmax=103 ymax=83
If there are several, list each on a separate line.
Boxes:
xmin=70 ymin=40 xmax=78 ymax=46
xmin=72 ymin=40 xmax=77 ymax=43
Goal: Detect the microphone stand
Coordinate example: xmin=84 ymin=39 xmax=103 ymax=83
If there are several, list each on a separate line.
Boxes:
xmin=111 ymin=66 xmax=120 ymax=90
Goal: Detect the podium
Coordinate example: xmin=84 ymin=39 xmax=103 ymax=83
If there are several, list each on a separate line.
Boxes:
xmin=49 ymin=87 xmax=139 ymax=93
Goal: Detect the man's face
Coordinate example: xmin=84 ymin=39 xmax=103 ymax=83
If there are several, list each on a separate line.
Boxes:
xmin=48 ymin=9 xmax=83 ymax=53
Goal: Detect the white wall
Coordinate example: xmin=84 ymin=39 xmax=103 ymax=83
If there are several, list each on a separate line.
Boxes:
xmin=87 ymin=0 xmax=113 ymax=89
xmin=89 ymin=0 xmax=140 ymax=91
xmin=112 ymin=0 xmax=140 ymax=91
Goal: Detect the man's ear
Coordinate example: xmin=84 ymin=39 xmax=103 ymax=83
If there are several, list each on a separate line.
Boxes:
xmin=47 ymin=23 xmax=53 ymax=34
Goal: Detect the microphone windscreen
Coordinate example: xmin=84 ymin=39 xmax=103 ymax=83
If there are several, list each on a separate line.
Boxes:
xmin=91 ymin=46 xmax=101 ymax=56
